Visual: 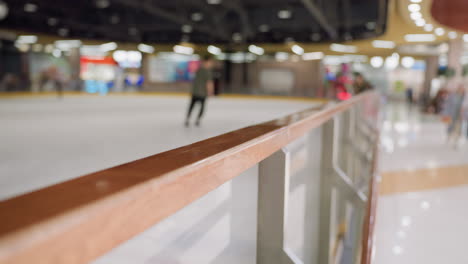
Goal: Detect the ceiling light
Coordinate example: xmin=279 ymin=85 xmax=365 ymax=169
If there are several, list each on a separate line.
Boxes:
xmin=410 ymin=0 xmax=422 ymax=2
xmin=372 ymin=40 xmax=396 ymax=49
xmin=370 ymin=56 xmax=384 ymax=68
xmin=16 ymin=35 xmax=37 ymax=44
xmin=129 ymin=27 xmax=138 ymax=36
xmin=366 ymin=21 xmax=376 ymax=30
xmin=24 ymin=3 xmax=38 ymax=13
xmin=410 ymin=12 xmax=422 ymax=20
xmin=415 ymin=19 xmax=425 ymax=27
xmin=52 ymin=49 xmax=61 ymax=58
xmin=275 ymin=52 xmax=289 ymax=62
xmin=291 ymin=44 xmax=304 ymax=55
xmin=57 ymin=28 xmax=69 ymax=37
xmin=113 ymin=50 xmax=127 ymax=62
xmin=248 ymin=44 xmax=264 ymax=55
xmin=278 ymin=9 xmax=292 ymax=19
xmin=385 ymin=53 xmax=399 ymax=70
xmin=448 ymin=31 xmax=458 ymax=39
xmin=110 ymin=14 xmax=120 ymax=24
xmin=32 ymin=43 xmax=42 ymax=52
xmin=138 ymin=43 xmax=154 ymax=53
xmin=191 ymin=12 xmax=203 ymax=22
xmin=55 ymin=40 xmax=81 ymax=51
xmin=401 ymin=56 xmax=415 ymax=68
xmin=259 ymin=24 xmax=270 ymax=33
xmin=207 ymin=45 xmax=221 ymax=55
xmin=434 ymin=28 xmax=445 ymax=36
xmin=311 ymin=33 xmax=321 ymax=41
xmin=302 ymin=52 xmax=324 ymax=60
xmin=95 ymin=0 xmax=110 ymax=9
xmin=207 ymin=0 xmax=222 ymax=4
xmin=330 ymin=43 xmax=357 ymax=53
xmin=47 ymin=17 xmax=58 ymax=26
xmin=232 ymin=32 xmax=242 ymax=42
xmin=424 ymin=24 xmax=433 ymax=32
xmin=15 ymin=43 xmax=29 ymax=52
xmin=100 ymin=42 xmax=117 ymax=52
xmin=408 ymin=4 xmax=421 ymax=12
xmin=181 ymin=24 xmax=192 ymax=33
xmin=45 ymin=44 xmax=54 ymax=53
xmin=404 ymin=34 xmax=436 ymax=42
xmin=0 ymin=1 xmax=9 ymax=20
xmin=464 ymin=34 xmax=468 ymax=42
xmin=173 ymin=45 xmax=194 ymax=55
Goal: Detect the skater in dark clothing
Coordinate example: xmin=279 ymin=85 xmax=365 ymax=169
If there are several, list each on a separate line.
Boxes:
xmin=185 ymin=55 xmax=214 ymax=127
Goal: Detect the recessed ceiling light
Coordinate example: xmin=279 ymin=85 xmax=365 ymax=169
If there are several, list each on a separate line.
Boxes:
xmin=57 ymin=28 xmax=69 ymax=37
xmin=404 ymin=34 xmax=436 ymax=42
xmin=248 ymin=44 xmax=264 ymax=56
xmin=138 ymin=43 xmax=154 ymax=54
xmin=258 ymin=24 xmax=270 ymax=33
xmin=291 ymin=44 xmax=304 ymax=55
xmin=401 ymin=56 xmax=415 ymax=68
xmin=410 ymin=12 xmax=422 ymax=20
xmin=95 ymin=0 xmax=110 ymax=9
xmin=370 ymin=56 xmax=384 ymax=68
xmin=16 ymin=35 xmax=37 ymax=44
xmin=278 ymin=9 xmax=292 ymax=19
xmin=408 ymin=4 xmax=421 ymax=12
xmin=330 ymin=43 xmax=358 ymax=53
xmin=191 ymin=12 xmax=203 ymax=22
xmin=311 ymin=33 xmax=321 ymax=41
xmin=435 ymin=28 xmax=445 ymax=36
xmin=232 ymin=32 xmax=242 ymax=42
xmin=448 ymin=31 xmax=458 ymax=39
xmin=424 ymin=24 xmax=433 ymax=32
xmin=47 ymin=17 xmax=58 ymax=26
xmin=415 ymin=19 xmax=425 ymax=27
xmin=24 ymin=3 xmax=38 ymax=13
xmin=410 ymin=0 xmax=422 ymax=2
xmin=173 ymin=45 xmax=194 ymax=55
xmin=302 ymin=52 xmax=324 ymax=60
xmin=372 ymin=40 xmax=396 ymax=49
xmin=181 ymin=24 xmax=193 ymax=33
xmin=207 ymin=0 xmax=222 ymax=4
xmin=0 ymin=0 xmax=9 ymax=20
xmin=207 ymin=45 xmax=221 ymax=55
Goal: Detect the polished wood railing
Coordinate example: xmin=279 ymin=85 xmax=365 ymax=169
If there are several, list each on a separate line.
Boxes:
xmin=0 ymin=92 xmax=380 ymax=264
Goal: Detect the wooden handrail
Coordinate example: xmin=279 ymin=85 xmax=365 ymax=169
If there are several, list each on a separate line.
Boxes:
xmin=0 ymin=92 xmax=378 ymax=264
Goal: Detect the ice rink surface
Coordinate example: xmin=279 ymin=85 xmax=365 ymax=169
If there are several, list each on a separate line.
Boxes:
xmin=0 ymin=95 xmax=316 ymax=200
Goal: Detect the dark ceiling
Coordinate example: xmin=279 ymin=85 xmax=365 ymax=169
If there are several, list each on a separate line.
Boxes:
xmin=0 ymin=0 xmax=389 ymax=44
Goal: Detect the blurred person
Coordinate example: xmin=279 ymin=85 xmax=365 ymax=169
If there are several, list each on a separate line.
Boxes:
xmin=444 ymin=85 xmax=466 ymax=147
xmin=0 ymin=73 xmax=19 ymax=91
xmin=185 ymin=55 xmax=214 ymax=127
xmin=353 ymin=73 xmax=372 ymax=94
xmin=40 ymin=66 xmax=64 ymax=98
xmin=405 ymin=87 xmax=414 ymax=105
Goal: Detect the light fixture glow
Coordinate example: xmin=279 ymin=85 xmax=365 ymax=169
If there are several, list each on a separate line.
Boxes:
xmin=370 ymin=56 xmax=384 ymax=68
xmin=55 ymin=40 xmax=82 ymax=50
xmin=173 ymin=45 xmax=194 ymax=55
xmin=448 ymin=31 xmax=458 ymax=39
xmin=0 ymin=0 xmax=9 ymax=20
xmin=16 ymin=35 xmax=37 ymax=44
xmin=258 ymin=24 xmax=270 ymax=33
xmin=415 ymin=19 xmax=425 ymax=27
xmin=435 ymin=28 xmax=445 ymax=36
xmin=385 ymin=53 xmax=400 ymax=70
xmin=330 ymin=43 xmax=357 ymax=53
xmin=410 ymin=0 xmax=422 ymax=2
xmin=401 ymin=56 xmax=415 ymax=68
xmin=181 ymin=24 xmax=193 ymax=33
xmin=408 ymin=4 xmax=421 ymax=12
xmin=275 ymin=52 xmax=289 ymax=61
xmin=302 ymin=52 xmax=324 ymax=60
xmin=248 ymin=44 xmax=264 ymax=56
xmin=100 ymin=42 xmax=117 ymax=52
xmin=410 ymin=12 xmax=422 ymax=20
xmin=137 ymin=43 xmax=154 ymax=53
xmin=191 ymin=12 xmax=203 ymax=22
xmin=372 ymin=40 xmax=396 ymax=49
xmin=207 ymin=45 xmax=221 ymax=55
xmin=52 ymin=49 xmax=61 ymax=58
xmin=424 ymin=24 xmax=433 ymax=32
xmin=24 ymin=3 xmax=38 ymax=13
xmin=207 ymin=0 xmax=222 ymax=4
xmin=32 ymin=43 xmax=42 ymax=52
xmin=291 ymin=44 xmax=304 ymax=55
xmin=464 ymin=34 xmax=468 ymax=42
xmin=404 ymin=34 xmax=436 ymax=42
xmin=278 ymin=9 xmax=292 ymax=19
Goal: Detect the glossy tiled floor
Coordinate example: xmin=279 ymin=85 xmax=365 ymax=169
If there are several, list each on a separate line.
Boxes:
xmin=373 ymin=102 xmax=468 ymax=264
